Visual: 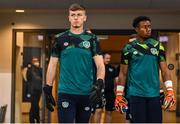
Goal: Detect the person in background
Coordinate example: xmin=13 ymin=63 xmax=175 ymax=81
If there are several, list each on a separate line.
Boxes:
xmin=43 ymin=3 xmax=105 ymax=123
xmin=94 ymin=53 xmax=117 ymax=123
xmin=115 ymin=16 xmax=176 ymax=123
xmin=23 ymin=57 xmax=42 ymax=123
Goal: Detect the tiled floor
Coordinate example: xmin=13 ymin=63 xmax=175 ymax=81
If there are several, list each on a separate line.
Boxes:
xmin=22 ymin=109 xmax=180 ymax=123
xmin=111 ymin=110 xmax=180 ymax=123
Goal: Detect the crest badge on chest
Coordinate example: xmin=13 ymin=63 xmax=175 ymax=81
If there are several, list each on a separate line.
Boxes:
xmin=82 ymin=41 xmax=90 ymax=48
xmin=150 ymin=48 xmax=158 ymax=55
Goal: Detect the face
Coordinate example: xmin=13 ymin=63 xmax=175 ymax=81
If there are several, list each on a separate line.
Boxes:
xmin=32 ymin=58 xmax=40 ymax=67
xmin=135 ymin=20 xmax=152 ymax=38
xmin=103 ymin=54 xmax=111 ymax=65
xmin=69 ymin=10 xmax=87 ymax=29
xmin=33 ymin=62 xmax=40 ymax=67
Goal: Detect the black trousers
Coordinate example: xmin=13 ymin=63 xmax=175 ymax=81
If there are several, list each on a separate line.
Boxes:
xmin=129 ymin=96 xmax=162 ymax=123
xmin=57 ymin=93 xmax=91 ymax=123
xmin=29 ymin=90 xmax=41 ymax=123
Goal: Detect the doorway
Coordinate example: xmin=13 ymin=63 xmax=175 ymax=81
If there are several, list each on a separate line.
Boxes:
xmin=13 ymin=31 xmax=47 ymax=123
xmin=11 ymin=29 xmax=180 ymax=123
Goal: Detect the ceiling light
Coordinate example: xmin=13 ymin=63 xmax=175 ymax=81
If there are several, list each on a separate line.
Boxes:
xmin=15 ymin=10 xmax=25 ymax=13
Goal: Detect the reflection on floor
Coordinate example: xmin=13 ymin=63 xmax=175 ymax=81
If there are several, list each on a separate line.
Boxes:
xmin=111 ymin=110 xmax=180 ymax=123
xmin=22 ymin=110 xmax=180 ymax=123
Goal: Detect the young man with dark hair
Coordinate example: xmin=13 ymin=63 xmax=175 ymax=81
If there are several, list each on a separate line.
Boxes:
xmin=43 ymin=3 xmax=105 ymax=123
xmin=115 ymin=16 xmax=176 ymax=123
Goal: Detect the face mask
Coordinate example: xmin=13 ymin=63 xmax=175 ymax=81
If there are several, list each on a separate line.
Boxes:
xmin=34 ymin=62 xmax=40 ymax=67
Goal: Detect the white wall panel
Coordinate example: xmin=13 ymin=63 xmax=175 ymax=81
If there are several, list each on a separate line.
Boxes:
xmin=0 ymin=73 xmax=11 ymax=123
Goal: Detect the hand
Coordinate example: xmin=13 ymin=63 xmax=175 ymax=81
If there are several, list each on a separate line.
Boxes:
xmin=115 ymin=95 xmax=128 ymax=113
xmin=89 ymin=79 xmax=104 ymax=107
xmin=163 ymin=90 xmax=176 ymax=110
xmin=43 ymin=84 xmax=56 ymax=112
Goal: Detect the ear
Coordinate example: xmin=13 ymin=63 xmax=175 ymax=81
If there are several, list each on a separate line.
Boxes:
xmin=68 ymin=14 xmax=70 ymax=22
xmin=83 ymin=15 xmax=87 ymax=22
xmin=68 ymin=11 xmax=71 ymax=22
xmin=135 ymin=27 xmax=138 ymax=33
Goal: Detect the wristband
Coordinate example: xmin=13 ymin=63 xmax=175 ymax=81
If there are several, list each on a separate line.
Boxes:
xmin=116 ymin=85 xmax=125 ymax=95
xmin=165 ymin=80 xmax=173 ymax=91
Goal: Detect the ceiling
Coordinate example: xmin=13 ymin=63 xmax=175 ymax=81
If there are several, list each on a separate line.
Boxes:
xmin=0 ymin=0 xmax=180 ymax=13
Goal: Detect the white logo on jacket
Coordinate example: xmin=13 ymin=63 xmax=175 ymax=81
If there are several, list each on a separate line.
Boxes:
xmin=84 ymin=107 xmax=90 ymax=111
xmin=109 ymin=68 xmax=114 ymax=72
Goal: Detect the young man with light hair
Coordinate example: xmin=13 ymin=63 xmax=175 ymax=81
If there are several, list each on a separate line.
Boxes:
xmin=43 ymin=3 xmax=105 ymax=123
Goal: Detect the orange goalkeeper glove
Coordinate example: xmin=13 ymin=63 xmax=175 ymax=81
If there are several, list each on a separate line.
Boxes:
xmin=163 ymin=80 xmax=176 ymax=110
xmin=115 ymin=85 xmax=128 ymax=113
